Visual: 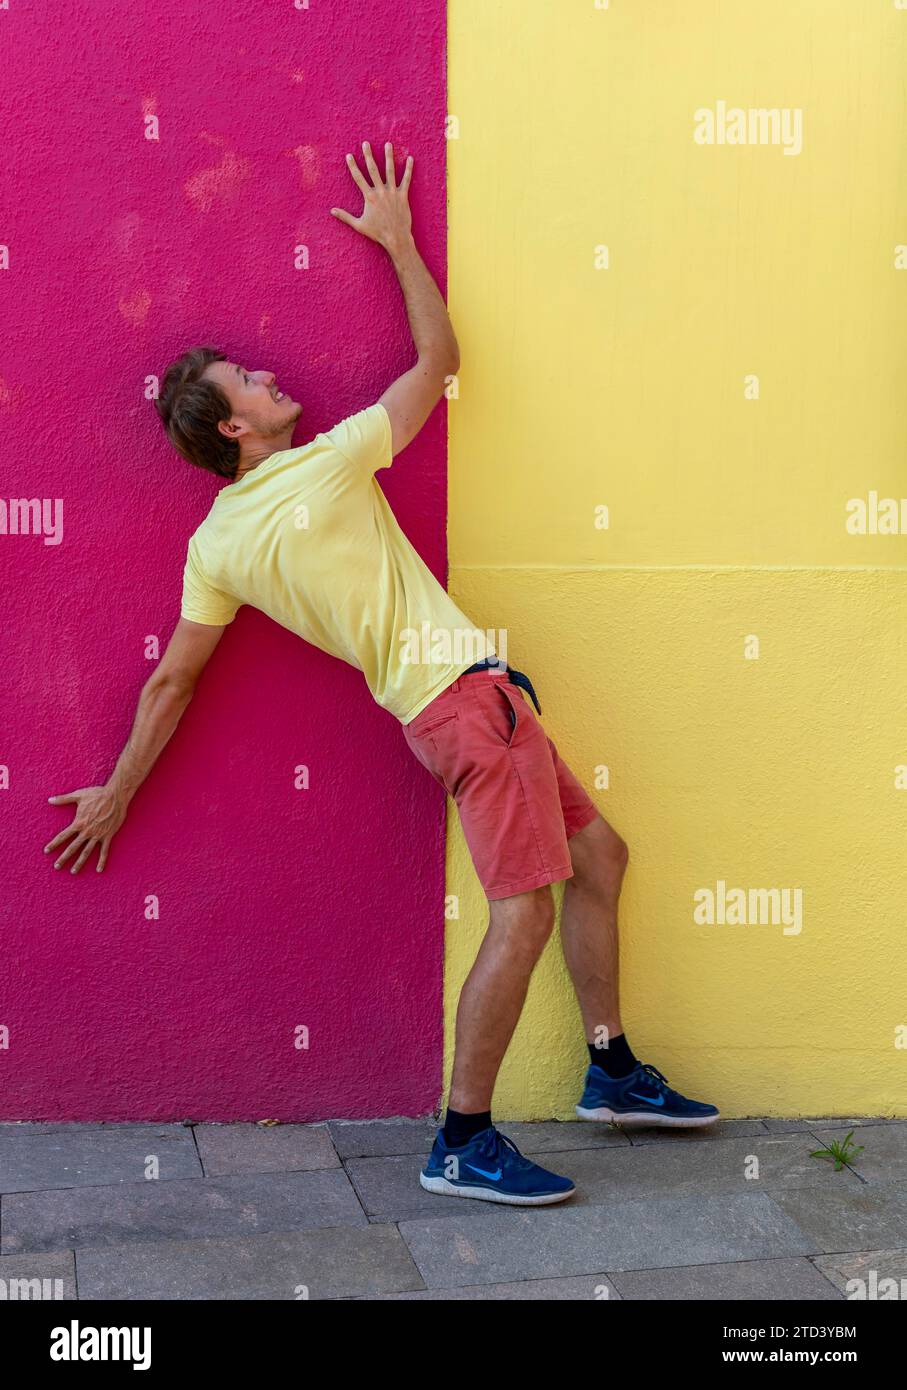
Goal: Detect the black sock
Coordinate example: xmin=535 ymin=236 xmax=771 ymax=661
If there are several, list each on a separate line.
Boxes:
xmin=443 ymin=1107 xmax=492 ymax=1148
xmin=588 ymin=1033 xmax=639 ymax=1079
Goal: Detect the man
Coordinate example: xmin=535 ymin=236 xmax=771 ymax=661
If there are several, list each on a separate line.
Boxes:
xmin=45 ymin=140 xmax=718 ymax=1206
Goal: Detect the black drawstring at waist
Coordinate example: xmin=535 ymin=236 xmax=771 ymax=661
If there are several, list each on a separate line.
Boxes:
xmin=461 ymin=657 xmax=542 ymax=716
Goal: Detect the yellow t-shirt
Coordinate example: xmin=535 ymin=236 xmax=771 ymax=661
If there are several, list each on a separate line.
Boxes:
xmin=180 ymin=402 xmax=495 ymax=723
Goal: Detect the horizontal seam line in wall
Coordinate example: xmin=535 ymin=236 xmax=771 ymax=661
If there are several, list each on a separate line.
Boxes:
xmin=450 ymin=564 xmax=907 ymax=573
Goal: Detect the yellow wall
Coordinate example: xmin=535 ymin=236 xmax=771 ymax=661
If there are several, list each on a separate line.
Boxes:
xmin=446 ymin=0 xmax=907 ymax=1119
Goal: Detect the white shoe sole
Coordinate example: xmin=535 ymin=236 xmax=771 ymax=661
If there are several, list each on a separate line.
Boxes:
xmin=419 ymin=1172 xmax=575 ymax=1205
xmin=575 ymin=1104 xmax=720 ymax=1128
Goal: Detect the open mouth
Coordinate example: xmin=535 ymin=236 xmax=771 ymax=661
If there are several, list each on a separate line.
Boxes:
xmin=271 ymin=387 xmax=285 ymax=403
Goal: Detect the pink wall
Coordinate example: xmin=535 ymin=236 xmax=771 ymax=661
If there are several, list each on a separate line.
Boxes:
xmin=0 ymin=0 xmax=449 ymax=1119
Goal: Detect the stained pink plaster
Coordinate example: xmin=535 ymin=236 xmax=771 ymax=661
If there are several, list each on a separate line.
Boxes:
xmin=0 ymin=0 xmax=449 ymax=1120
xmin=289 ymin=145 xmax=321 ymax=191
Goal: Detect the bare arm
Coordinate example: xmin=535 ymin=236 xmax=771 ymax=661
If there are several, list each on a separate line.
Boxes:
xmin=331 ymin=140 xmax=459 ymax=455
xmin=44 ymin=618 xmax=226 ymax=874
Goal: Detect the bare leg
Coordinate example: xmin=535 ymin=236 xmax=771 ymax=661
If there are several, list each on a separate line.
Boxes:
xmin=559 ymin=814 xmax=629 ymax=1050
xmin=447 ymin=886 xmax=555 ymax=1112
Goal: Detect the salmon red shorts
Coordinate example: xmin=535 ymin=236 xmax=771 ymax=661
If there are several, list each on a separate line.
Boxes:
xmin=402 ymin=669 xmax=600 ymax=901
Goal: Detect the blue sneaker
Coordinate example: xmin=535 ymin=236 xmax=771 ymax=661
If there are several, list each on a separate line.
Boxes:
xmin=420 ymin=1125 xmax=576 ymax=1206
xmin=576 ymin=1062 xmax=720 ymax=1128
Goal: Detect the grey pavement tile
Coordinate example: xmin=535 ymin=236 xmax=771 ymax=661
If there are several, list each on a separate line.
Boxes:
xmin=357 ymin=1273 xmax=621 ymax=1300
xmin=624 ymin=1119 xmax=768 ymax=1145
xmin=611 ymin=1257 xmax=843 ymax=1301
xmin=763 ymin=1117 xmax=902 ymax=1134
xmin=492 ymin=1120 xmax=629 ymax=1152
xmin=346 ymin=1136 xmax=638 ymax=1223
xmin=0 ymin=1249 xmax=76 ymax=1299
xmin=347 ymin=1155 xmax=485 ymax=1223
xmin=812 ymin=1249 xmax=907 ymax=1298
xmin=327 ymin=1118 xmax=439 ymax=1159
xmin=807 ymin=1123 xmax=907 ymax=1183
xmin=194 ymin=1122 xmax=339 ymax=1176
xmin=0 ymin=1127 xmax=201 ymax=1194
xmin=399 ymin=1192 xmax=817 ymax=1288
xmin=771 ymin=1184 xmax=907 ymax=1254
xmin=76 ymin=1223 xmax=421 ymax=1300
xmin=0 ymin=1123 xmax=137 ymax=1135
xmin=522 ymin=1134 xmax=863 ymax=1202
xmin=345 ymin=1153 xmax=580 ymax=1223
xmin=2 ymin=1168 xmax=366 ymax=1255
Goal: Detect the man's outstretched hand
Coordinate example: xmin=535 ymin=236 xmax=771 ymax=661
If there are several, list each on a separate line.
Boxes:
xmin=44 ymin=785 xmax=127 ymax=874
xmin=330 ymin=140 xmax=414 ymax=254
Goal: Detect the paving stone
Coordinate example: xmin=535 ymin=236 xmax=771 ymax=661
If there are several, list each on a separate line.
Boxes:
xmin=194 ymin=1122 xmax=339 ymax=1176
xmin=346 ymin=1137 xmax=641 ymax=1223
xmin=611 ymin=1257 xmax=843 ymax=1300
xmin=358 ymin=1273 xmax=622 ymax=1300
xmin=491 ymin=1121 xmax=629 ymax=1152
xmin=624 ymin=1119 xmax=768 ymax=1145
xmin=327 ymin=1118 xmax=439 ymax=1158
xmin=771 ymin=1184 xmax=907 ymax=1254
xmin=2 ymin=1168 xmax=366 ymax=1255
xmin=398 ymin=1192 xmax=817 ymax=1288
xmin=0 ymin=1126 xmax=201 ymax=1194
xmin=525 ymin=1133 xmax=863 ymax=1202
xmin=763 ymin=1117 xmax=902 ymax=1134
xmin=0 ymin=1123 xmax=135 ymax=1135
xmin=0 ymin=1250 xmax=76 ymax=1299
xmin=812 ymin=1249 xmax=907 ymax=1298
xmin=76 ymin=1224 xmax=421 ymax=1300
xmin=807 ymin=1123 xmax=907 ymax=1183
xmin=345 ymin=1153 xmax=584 ymax=1223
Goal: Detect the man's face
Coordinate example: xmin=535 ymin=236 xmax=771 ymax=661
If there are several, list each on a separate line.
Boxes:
xmin=203 ymin=360 xmax=302 ymax=442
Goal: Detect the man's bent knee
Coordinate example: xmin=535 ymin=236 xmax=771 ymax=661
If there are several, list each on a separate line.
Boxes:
xmin=569 ymin=815 xmax=629 ymax=893
xmin=605 ymin=832 xmax=629 ymax=875
xmin=489 ymin=885 xmax=555 ymax=953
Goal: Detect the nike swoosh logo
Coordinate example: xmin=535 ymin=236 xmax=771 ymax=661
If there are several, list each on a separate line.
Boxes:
xmin=628 ymin=1091 xmax=665 ymax=1106
xmin=465 ymin=1164 xmax=502 ymax=1180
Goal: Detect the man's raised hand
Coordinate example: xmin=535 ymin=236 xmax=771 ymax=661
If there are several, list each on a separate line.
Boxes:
xmin=44 ymin=785 xmax=127 ymax=874
xmin=330 ymin=140 xmax=414 ymax=254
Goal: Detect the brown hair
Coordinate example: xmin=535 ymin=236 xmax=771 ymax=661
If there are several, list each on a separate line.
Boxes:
xmin=155 ymin=346 xmax=238 ymax=480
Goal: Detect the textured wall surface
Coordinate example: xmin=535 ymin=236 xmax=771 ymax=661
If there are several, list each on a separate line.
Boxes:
xmin=448 ymin=0 xmax=907 ymax=1118
xmin=1 ymin=0 xmax=449 ymax=1120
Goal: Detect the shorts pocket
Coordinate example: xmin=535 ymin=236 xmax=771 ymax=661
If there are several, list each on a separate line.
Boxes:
xmin=473 ymin=679 xmax=523 ymax=749
xmin=412 ymin=709 xmax=460 ymax=737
